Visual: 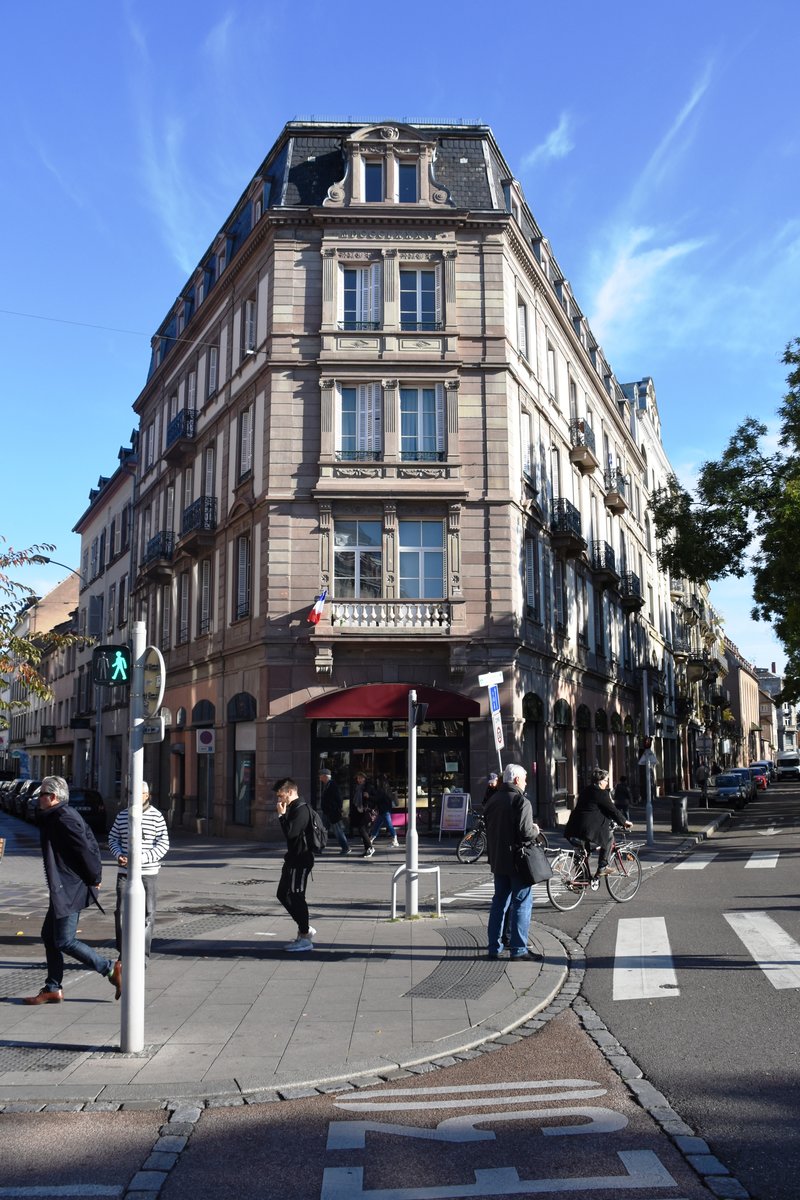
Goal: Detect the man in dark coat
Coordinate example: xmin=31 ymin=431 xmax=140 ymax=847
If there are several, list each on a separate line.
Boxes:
xmin=24 ymin=776 xmax=122 ymax=1005
xmin=274 ymin=777 xmax=316 ymax=951
xmin=319 ymin=768 xmax=350 ymax=854
xmin=484 ymin=763 xmax=539 ymax=959
xmin=565 ymin=767 xmax=633 ymax=873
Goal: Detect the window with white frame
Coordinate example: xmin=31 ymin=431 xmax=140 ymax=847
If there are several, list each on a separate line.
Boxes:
xmin=553 ymin=559 xmax=567 ymax=632
xmin=400 ymin=385 xmax=445 ymax=461
xmin=546 ymin=341 xmax=557 ymax=399
xmin=118 ymin=574 xmax=128 ymax=626
xmin=364 ymin=159 xmax=384 ymax=202
xmin=160 ymin=583 xmax=171 ymax=650
xmin=400 ymin=267 xmax=441 ymax=331
xmin=90 ymin=537 xmax=99 ymax=580
xmin=164 ymin=485 xmax=175 ymax=534
xmin=333 ymin=520 xmax=382 ymax=599
xmin=398 ymin=161 xmax=418 ymax=202
xmin=107 ymin=584 xmax=116 ymax=634
xmin=199 ymin=558 xmax=213 ymax=634
xmin=235 ymin=534 xmax=251 ymax=619
xmin=399 ymin=520 xmax=445 ymax=599
xmin=337 ymin=384 xmax=382 ymax=460
xmin=187 ymin=368 xmax=197 ymax=410
xmin=203 ymin=444 xmax=216 ymax=496
xmin=242 ymin=295 xmax=257 ymax=354
xmin=207 ymin=345 xmax=218 ymax=397
xmin=525 ymin=534 xmax=541 ymax=617
xmin=238 ymin=407 xmax=253 ymax=479
xmin=183 ymin=465 xmax=193 ymax=512
xmin=144 ymin=421 xmax=155 ymax=469
xmin=517 ymin=296 xmax=528 ymax=358
xmin=341 ymin=263 xmax=382 ymax=330
xmin=521 ymin=408 xmax=534 ymax=481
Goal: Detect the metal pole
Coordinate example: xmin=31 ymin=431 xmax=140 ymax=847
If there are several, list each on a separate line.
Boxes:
xmin=405 ymin=689 xmax=419 ymax=917
xmin=642 ymin=668 xmax=654 ymax=848
xmin=121 ymin=620 xmax=146 ymax=1052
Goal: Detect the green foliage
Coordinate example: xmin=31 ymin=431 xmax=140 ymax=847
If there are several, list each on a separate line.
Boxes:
xmin=649 ymin=339 xmax=800 ymax=702
xmin=0 ymin=539 xmax=80 ymax=728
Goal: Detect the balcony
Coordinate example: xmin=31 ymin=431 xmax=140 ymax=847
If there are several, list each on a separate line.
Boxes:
xmin=550 ymin=498 xmax=586 ymax=560
xmin=338 ymin=320 xmax=382 ymax=332
xmin=164 ymin=409 xmax=198 ymax=465
xmin=603 ymin=468 xmax=629 ymax=514
xmin=672 ymin=631 xmax=692 ymax=659
xmin=687 ymin=651 xmax=707 ymax=682
xmin=589 ymin=540 xmax=619 ymax=590
xmin=140 ymin=531 xmax=175 ymax=581
xmin=619 ymin=571 xmax=644 ymax=612
xmin=670 ymin=575 xmax=686 ymax=600
xmin=330 ymin=599 xmax=451 ymax=632
xmin=568 ymin=419 xmax=600 ymax=475
xmin=179 ymin=495 xmax=217 ymax=555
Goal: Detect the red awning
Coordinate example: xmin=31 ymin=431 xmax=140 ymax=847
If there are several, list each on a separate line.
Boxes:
xmin=304 ymin=683 xmax=480 ymax=720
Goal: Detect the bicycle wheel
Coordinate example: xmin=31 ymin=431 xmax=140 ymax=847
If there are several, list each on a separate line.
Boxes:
xmin=534 ymin=830 xmax=548 ymax=850
xmin=546 ymin=852 xmax=587 ymax=910
xmin=456 ymin=829 xmax=486 ymax=864
xmin=605 ymin=849 xmax=642 ymax=902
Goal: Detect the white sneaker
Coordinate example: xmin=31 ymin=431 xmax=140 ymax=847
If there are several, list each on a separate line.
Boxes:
xmin=307 ymin=926 xmax=317 ymax=937
xmin=390 ymin=839 xmax=400 ymax=847
xmin=364 ymin=846 xmax=375 ymax=858
xmin=285 ymin=937 xmax=313 ymax=952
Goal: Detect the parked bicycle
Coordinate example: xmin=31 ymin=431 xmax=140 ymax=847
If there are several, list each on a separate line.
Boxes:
xmin=546 ymin=823 xmax=642 ymax=909
xmin=457 ymin=813 xmax=548 ymax=863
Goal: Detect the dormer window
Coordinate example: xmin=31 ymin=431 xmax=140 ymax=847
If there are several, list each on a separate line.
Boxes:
xmin=364 ymin=160 xmax=384 ymax=202
xmin=324 ymin=123 xmax=451 ymax=209
xmin=398 ymin=161 xmax=417 ymax=202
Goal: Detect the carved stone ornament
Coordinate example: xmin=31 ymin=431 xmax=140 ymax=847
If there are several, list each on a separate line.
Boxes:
xmin=399 ymin=467 xmax=447 ymax=479
xmin=334 ymin=466 xmax=382 ymax=478
xmin=432 ymin=188 xmax=449 ymax=205
xmin=379 ymin=126 xmax=399 ymax=140
xmin=445 ymin=379 xmax=460 ymax=390
xmin=319 ymin=379 xmax=335 ymax=390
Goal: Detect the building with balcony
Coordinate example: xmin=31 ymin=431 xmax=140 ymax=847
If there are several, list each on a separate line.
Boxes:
xmin=126 ymin=118 xmax=724 ymax=838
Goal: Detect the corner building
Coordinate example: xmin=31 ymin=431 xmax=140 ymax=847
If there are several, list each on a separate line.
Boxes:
xmin=132 ymin=119 xmax=690 ymax=838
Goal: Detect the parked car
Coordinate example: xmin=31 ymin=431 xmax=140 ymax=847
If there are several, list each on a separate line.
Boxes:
xmin=0 ymin=780 xmax=19 ymax=812
xmin=14 ymin=779 xmax=42 ymax=819
xmin=1 ymin=779 xmax=26 ymax=814
xmin=750 ymin=760 xmax=776 ymax=782
xmin=66 ymin=787 xmax=107 ymax=837
xmin=749 ymin=766 xmax=769 ymax=790
xmin=712 ymin=772 xmax=748 ymax=809
xmin=727 ymin=768 xmax=757 ymax=802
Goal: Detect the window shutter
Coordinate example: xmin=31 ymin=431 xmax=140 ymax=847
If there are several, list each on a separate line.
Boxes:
xmin=517 ymin=300 xmax=528 ymax=357
xmin=356 ymin=384 xmax=369 ymax=452
xmin=360 ymin=268 xmax=371 ymax=325
xmin=201 ymin=559 xmax=211 ymax=627
xmin=161 ymin=585 xmax=171 ymax=646
xmin=435 ymin=269 xmax=442 ymax=325
xmin=180 ymin=573 xmax=190 ymax=637
xmin=369 ymin=383 xmax=382 ymax=452
xmin=435 ymin=384 xmax=446 ymax=454
xmin=240 ymin=409 xmax=253 ymax=474
xmin=204 ymin=446 xmax=215 ymax=495
xmin=188 ymin=370 xmax=197 ymax=408
xmin=165 ymin=486 xmax=175 ymax=532
xmin=521 ymin=411 xmax=532 ymax=477
xmin=370 ymin=261 xmax=382 ymax=324
xmin=88 ymin=595 xmax=102 ymax=639
xmin=237 ymin=536 xmax=250 ymax=614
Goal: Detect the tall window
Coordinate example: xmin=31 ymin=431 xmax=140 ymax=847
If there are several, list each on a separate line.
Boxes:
xmin=341 ymin=264 xmax=381 ymax=330
xmin=160 ymin=583 xmax=171 ymax=650
xmin=525 ymin=536 xmax=541 ymax=617
xmin=521 ymin=409 xmax=533 ymax=481
xmin=399 ymin=521 xmax=444 ymax=599
xmin=118 ymin=574 xmax=128 ymax=626
xmin=333 ymin=520 xmax=382 ymax=599
xmin=238 ymin=407 xmax=253 ymax=479
xmin=364 ymin=160 xmax=383 ymax=201
xmin=203 ymin=444 xmax=216 ymax=496
xmin=400 ymin=268 xmax=440 ymax=331
xmin=208 ymin=345 xmax=218 ymax=397
xmin=187 ymin=369 xmax=197 ymax=409
xmin=546 ymin=341 xmax=557 ymax=399
xmin=398 ymin=162 xmax=417 ymax=202
xmin=235 ymin=534 xmax=251 ymax=619
xmin=144 ymin=422 xmax=155 ymax=469
xmin=554 ymin=560 xmax=567 ymax=631
xmin=242 ymin=296 xmax=256 ymax=354
xmin=183 ymin=465 xmax=193 ymax=511
xmin=107 ymin=584 xmax=116 ymax=634
xmin=178 ymin=571 xmax=190 ymax=644
xmin=400 ymin=386 xmax=445 ymax=461
xmin=164 ymin=485 xmax=175 ymax=533
xmin=338 ymin=385 xmax=382 ymax=460
xmin=199 ymin=558 xmax=213 ymax=634
xmin=517 ymin=296 xmax=528 ymax=358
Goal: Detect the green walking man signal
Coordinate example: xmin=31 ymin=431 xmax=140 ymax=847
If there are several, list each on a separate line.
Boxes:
xmin=92 ymin=645 xmax=132 ymax=687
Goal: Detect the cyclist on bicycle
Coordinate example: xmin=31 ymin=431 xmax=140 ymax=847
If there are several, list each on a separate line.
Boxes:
xmin=564 ymin=767 xmax=633 ymax=876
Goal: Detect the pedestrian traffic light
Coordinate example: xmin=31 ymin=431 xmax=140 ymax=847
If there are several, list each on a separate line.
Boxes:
xmin=411 ymin=701 xmax=429 ymax=727
xmin=92 ymin=645 xmax=132 ymax=687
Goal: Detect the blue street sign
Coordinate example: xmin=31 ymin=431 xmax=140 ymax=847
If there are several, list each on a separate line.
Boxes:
xmin=489 ymin=684 xmax=500 ymax=713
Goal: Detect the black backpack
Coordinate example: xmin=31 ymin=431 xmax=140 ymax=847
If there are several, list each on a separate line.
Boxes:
xmin=305 ymin=804 xmax=328 ymax=854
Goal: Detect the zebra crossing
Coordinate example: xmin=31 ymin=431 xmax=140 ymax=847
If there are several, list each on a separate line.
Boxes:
xmin=674 ymin=849 xmax=783 ymax=869
xmin=612 ymin=911 xmax=800 ymax=999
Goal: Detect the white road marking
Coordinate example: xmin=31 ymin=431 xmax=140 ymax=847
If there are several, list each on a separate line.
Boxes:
xmin=674 ymin=853 xmax=717 ymax=870
xmin=724 ymin=911 xmax=800 ymax=989
xmin=320 ymin=1149 xmax=678 ymax=1198
xmin=0 ymin=1189 xmax=123 ymax=1197
xmin=613 ymin=917 xmax=679 ymax=1000
xmin=757 ymin=826 xmax=778 ymax=836
xmin=745 ymin=852 xmax=779 ymax=869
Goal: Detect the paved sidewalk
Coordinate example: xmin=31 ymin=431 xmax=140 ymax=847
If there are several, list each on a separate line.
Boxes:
xmin=0 ymin=791 xmax=730 ymax=1108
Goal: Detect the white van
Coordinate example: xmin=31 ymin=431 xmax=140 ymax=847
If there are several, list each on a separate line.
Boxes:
xmin=776 ymin=752 xmax=800 ymax=780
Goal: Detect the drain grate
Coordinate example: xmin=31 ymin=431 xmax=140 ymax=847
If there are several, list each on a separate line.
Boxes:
xmin=404 ymin=928 xmax=504 ymax=999
xmin=0 ymin=1044 xmax=88 ymax=1072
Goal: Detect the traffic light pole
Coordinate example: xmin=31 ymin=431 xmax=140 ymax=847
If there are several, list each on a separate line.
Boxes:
xmin=120 ymin=620 xmax=147 ymax=1052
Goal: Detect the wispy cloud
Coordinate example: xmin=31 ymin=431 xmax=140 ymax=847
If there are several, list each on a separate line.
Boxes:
xmin=204 ymin=11 xmax=236 ymax=66
xmin=628 ymin=62 xmax=713 ymax=210
xmin=521 ymin=112 xmax=575 ymax=169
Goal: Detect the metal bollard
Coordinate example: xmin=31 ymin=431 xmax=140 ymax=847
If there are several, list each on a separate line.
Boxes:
xmin=671 ymin=794 xmax=689 ymax=835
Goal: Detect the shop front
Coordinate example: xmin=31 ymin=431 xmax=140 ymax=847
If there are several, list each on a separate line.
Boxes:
xmin=305 ymin=684 xmax=480 ymax=833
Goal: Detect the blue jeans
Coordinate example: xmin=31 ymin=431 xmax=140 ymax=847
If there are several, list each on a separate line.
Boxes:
xmin=42 ymin=908 xmax=114 ymax=991
xmin=323 ymin=815 xmax=349 ymax=852
xmin=370 ymin=810 xmax=397 ymax=840
xmin=487 ymin=872 xmax=533 ymax=956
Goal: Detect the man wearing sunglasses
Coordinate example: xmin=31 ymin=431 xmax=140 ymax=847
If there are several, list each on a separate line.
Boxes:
xmin=23 ymin=776 xmax=122 ymax=1005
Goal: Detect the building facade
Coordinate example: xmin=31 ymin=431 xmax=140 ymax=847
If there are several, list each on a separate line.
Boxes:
xmin=110 ymin=118 xmax=727 ymax=840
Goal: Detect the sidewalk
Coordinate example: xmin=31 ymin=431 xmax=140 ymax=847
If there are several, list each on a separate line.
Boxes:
xmin=0 ymin=791 xmax=729 ymax=1108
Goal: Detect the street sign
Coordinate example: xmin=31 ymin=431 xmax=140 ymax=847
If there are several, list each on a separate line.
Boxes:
xmin=478 ymin=670 xmax=504 ymax=688
xmin=142 ymin=715 xmax=165 ymax=743
xmin=142 ymin=646 xmax=166 ymax=718
xmin=489 ymin=684 xmax=500 ymax=713
xmin=638 ymin=749 xmax=658 ymax=767
xmin=92 ymin=645 xmax=132 ymax=687
xmin=492 ymin=709 xmax=504 ymax=750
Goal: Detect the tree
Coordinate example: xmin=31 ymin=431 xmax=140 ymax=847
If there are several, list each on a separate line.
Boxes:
xmin=0 ymin=540 xmax=79 ymax=728
xmin=649 ymin=339 xmax=800 ymax=701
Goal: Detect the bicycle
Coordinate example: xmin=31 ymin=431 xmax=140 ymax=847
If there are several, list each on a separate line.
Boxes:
xmin=456 ymin=813 xmax=548 ymax=864
xmin=546 ymin=824 xmax=642 ymax=910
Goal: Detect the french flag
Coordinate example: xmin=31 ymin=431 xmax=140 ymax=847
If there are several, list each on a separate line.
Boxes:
xmin=307 ymin=587 xmax=328 ymax=625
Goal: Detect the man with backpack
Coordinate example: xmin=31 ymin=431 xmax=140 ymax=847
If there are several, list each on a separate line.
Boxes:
xmin=273 ymin=777 xmax=317 ymax=952
xmin=319 ymin=768 xmax=350 ymax=854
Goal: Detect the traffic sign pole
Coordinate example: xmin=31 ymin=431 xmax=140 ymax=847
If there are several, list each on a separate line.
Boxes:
xmin=121 ymin=621 xmax=147 ymax=1052
xmin=405 ymin=689 xmax=419 ymax=917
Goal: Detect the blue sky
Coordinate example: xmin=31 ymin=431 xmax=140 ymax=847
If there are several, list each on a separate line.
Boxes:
xmin=2 ymin=0 xmax=797 ymax=671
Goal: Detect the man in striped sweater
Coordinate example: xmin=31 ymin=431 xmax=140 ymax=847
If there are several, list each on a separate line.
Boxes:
xmin=108 ymin=781 xmax=170 ymax=961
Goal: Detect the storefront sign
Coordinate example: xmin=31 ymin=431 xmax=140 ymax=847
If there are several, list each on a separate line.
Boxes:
xmin=439 ymin=791 xmax=470 ymax=835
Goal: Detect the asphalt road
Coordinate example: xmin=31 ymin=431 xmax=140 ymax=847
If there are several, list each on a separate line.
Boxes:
xmin=581 ymin=782 xmax=800 ymax=1200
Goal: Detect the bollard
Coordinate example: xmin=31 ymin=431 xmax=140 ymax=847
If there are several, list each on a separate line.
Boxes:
xmin=671 ymin=794 xmax=689 ymax=835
